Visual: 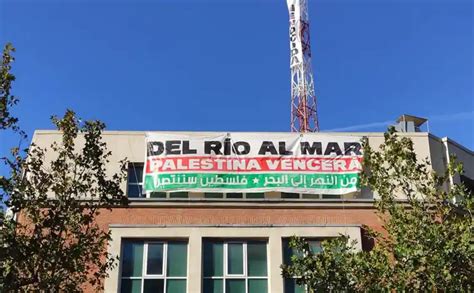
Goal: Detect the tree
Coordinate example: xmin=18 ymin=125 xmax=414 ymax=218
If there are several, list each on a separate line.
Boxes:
xmin=0 ymin=43 xmax=128 ymax=292
xmin=0 ymin=43 xmax=19 ymax=132
xmin=281 ymin=128 xmax=473 ymax=292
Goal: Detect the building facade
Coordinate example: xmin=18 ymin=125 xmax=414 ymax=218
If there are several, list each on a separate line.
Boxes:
xmin=30 ymin=123 xmax=474 ymax=293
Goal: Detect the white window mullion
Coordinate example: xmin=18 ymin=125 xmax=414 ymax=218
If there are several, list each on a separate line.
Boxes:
xmin=141 ymin=243 xmax=148 ymax=293
xmin=244 ymin=242 xmax=248 ymax=293
xmin=163 ymin=243 xmax=168 ymax=293
xmin=223 ymin=242 xmax=228 ymax=293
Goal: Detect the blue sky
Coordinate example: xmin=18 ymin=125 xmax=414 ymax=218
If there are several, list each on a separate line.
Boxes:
xmin=0 ymin=0 xmax=472 ymax=153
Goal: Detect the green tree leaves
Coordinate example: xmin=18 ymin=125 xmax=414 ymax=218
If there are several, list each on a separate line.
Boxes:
xmin=282 ymin=128 xmax=473 ymax=292
xmin=0 ymin=43 xmax=19 ymax=132
xmin=0 ymin=43 xmax=128 ymax=292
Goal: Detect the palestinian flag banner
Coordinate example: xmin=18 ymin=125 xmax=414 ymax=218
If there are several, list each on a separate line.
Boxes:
xmin=144 ymin=132 xmax=363 ymax=194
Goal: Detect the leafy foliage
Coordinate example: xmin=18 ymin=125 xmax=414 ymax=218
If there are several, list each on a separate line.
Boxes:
xmin=281 ymin=128 xmax=474 ymax=292
xmin=0 ymin=43 xmax=129 ymax=292
xmin=0 ymin=43 xmax=19 ymax=132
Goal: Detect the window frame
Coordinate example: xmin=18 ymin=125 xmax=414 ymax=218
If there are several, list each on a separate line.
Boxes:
xmin=120 ymin=240 xmax=188 ymax=293
xmin=204 ymin=192 xmax=265 ymax=199
xmin=202 ymin=240 xmax=269 ymax=293
xmin=127 ymin=162 xmax=145 ymax=198
xmin=225 ymin=242 xmax=246 ymax=277
xmin=149 ymin=191 xmax=189 ymax=199
xmin=282 ymin=238 xmax=324 ymax=293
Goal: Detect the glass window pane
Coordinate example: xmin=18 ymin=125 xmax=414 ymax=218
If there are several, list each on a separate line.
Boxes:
xmin=128 ymin=164 xmax=143 ymax=184
xmin=205 ymin=193 xmax=223 ymax=198
xmin=167 ymin=279 xmax=186 ymax=293
xmin=143 ymin=279 xmax=164 ymax=293
xmin=282 ymin=239 xmax=294 ymax=265
xmin=147 ymin=243 xmax=164 ymax=275
xmin=322 ymin=194 xmax=341 ymax=199
xmin=120 ymin=279 xmax=141 ymax=293
xmin=247 ymin=242 xmax=267 ymax=276
xmin=128 ymin=184 xmax=143 ymax=198
xmin=302 ymin=194 xmax=320 ymax=199
xmin=226 ymin=193 xmax=243 ymax=198
xmin=284 ymin=278 xmax=305 ymax=293
xmin=226 ymin=279 xmax=245 ymax=293
xmin=150 ymin=192 xmax=167 ymax=198
xmin=203 ymin=279 xmax=223 ymax=293
xmin=308 ymin=240 xmax=322 ymax=254
xmin=281 ymin=192 xmax=299 ymax=199
xmin=203 ymin=240 xmax=223 ymax=277
xmin=246 ymin=193 xmax=264 ymax=199
xmin=227 ymin=243 xmax=243 ymax=275
xmin=167 ymin=242 xmax=188 ymax=277
xmin=249 ymin=279 xmax=268 ymax=293
xmin=170 ymin=192 xmax=188 ymax=198
xmin=121 ymin=241 xmax=143 ymax=277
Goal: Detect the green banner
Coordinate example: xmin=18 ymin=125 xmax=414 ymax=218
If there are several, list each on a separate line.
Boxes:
xmin=145 ymin=173 xmax=359 ymax=193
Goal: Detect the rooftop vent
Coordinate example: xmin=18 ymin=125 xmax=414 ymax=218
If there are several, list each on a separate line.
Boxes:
xmin=393 ymin=114 xmax=428 ymax=132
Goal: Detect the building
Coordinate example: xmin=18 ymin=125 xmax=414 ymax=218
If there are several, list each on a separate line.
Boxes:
xmin=30 ymin=116 xmax=473 ymax=293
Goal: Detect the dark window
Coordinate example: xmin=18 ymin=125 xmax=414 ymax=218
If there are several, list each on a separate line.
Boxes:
xmin=246 ymin=193 xmax=265 ymax=199
xmin=127 ymin=163 xmax=144 ymax=198
xmin=203 ymin=239 xmax=268 ymax=293
xmin=461 ymin=175 xmax=474 ymax=193
xmin=149 ymin=192 xmax=189 ymax=199
xmin=169 ymin=192 xmax=189 ymax=198
xmin=322 ymin=194 xmax=341 ymax=199
xmin=205 ymin=193 xmax=224 ymax=198
xmin=150 ymin=192 xmax=167 ymax=198
xmin=120 ymin=240 xmax=188 ymax=293
xmin=227 ymin=193 xmax=243 ymax=199
xmin=146 ymin=243 xmax=164 ymax=274
xmin=281 ymin=192 xmax=300 ymax=199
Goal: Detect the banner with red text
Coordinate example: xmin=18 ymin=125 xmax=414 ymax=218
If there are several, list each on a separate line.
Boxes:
xmin=144 ymin=132 xmax=363 ymax=194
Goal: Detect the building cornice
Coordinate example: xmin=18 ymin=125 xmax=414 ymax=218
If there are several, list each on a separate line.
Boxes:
xmin=121 ymin=199 xmax=382 ymax=209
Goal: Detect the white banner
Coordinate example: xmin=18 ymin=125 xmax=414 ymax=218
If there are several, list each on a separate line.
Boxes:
xmin=287 ymin=0 xmax=304 ymax=68
xmin=144 ymin=132 xmax=363 ymax=194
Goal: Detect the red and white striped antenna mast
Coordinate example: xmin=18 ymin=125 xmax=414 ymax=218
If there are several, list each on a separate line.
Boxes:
xmin=287 ymin=0 xmax=319 ymax=132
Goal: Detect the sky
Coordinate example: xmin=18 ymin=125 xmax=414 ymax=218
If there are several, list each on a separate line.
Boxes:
xmin=0 ymin=0 xmax=473 ymax=156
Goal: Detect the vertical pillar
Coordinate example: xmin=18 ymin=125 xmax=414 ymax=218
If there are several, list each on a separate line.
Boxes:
xmin=187 ymin=229 xmax=202 ymax=293
xmin=268 ymin=233 xmax=284 ymax=292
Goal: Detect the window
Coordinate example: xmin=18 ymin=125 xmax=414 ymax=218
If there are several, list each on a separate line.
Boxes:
xmin=204 ymin=193 xmax=265 ymax=199
xmin=246 ymin=193 xmax=264 ymax=199
xmin=322 ymin=194 xmax=341 ymax=199
xmin=461 ymin=175 xmax=474 ymax=193
xmin=127 ymin=163 xmax=189 ymax=199
xmin=205 ymin=193 xmax=224 ymax=199
xmin=281 ymin=193 xmax=342 ymax=199
xmin=150 ymin=192 xmax=189 ymax=199
xmin=227 ymin=193 xmax=243 ymax=199
xmin=127 ymin=163 xmax=144 ymax=198
xmin=203 ymin=240 xmax=268 ymax=293
xmin=282 ymin=238 xmax=322 ymax=293
xmin=302 ymin=194 xmax=320 ymax=199
xmin=120 ymin=240 xmax=188 ymax=293
xmin=281 ymin=192 xmax=299 ymax=199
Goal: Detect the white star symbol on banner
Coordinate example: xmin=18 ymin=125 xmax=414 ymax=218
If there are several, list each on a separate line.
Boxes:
xmin=252 ymin=178 xmax=259 ymax=184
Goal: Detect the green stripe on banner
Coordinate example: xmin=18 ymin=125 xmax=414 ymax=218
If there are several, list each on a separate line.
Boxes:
xmin=144 ymin=173 xmax=359 ymax=191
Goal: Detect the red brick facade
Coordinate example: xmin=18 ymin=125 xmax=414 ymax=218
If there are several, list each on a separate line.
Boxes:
xmin=96 ymin=206 xmax=384 ymax=233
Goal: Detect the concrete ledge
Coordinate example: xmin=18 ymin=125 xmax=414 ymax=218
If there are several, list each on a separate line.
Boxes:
xmin=109 ymin=223 xmax=363 ymax=228
xmin=124 ymin=198 xmax=381 ymax=209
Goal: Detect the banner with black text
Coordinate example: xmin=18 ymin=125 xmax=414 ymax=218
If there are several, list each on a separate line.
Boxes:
xmin=144 ymin=132 xmax=363 ymax=194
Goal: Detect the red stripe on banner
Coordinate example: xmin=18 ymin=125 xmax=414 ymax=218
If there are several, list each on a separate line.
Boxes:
xmin=145 ymin=156 xmax=362 ymax=173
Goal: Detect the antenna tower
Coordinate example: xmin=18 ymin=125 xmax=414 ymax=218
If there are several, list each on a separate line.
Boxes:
xmin=287 ymin=0 xmax=319 ymax=132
